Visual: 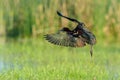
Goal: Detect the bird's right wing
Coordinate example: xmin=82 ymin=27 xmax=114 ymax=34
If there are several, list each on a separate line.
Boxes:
xmin=44 ymin=31 xmax=86 ymax=47
xmin=57 ymin=11 xmax=80 ymax=24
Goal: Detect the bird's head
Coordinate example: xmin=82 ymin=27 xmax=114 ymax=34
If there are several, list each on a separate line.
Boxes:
xmin=79 ymin=22 xmax=85 ymax=28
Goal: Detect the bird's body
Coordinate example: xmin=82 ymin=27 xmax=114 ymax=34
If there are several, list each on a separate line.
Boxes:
xmin=44 ymin=11 xmax=96 ymax=57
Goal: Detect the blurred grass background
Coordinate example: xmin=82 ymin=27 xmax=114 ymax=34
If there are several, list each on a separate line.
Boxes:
xmin=0 ymin=0 xmax=120 ymax=79
xmin=0 ymin=0 xmax=120 ymax=43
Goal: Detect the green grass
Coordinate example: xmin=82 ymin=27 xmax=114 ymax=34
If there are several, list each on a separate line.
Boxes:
xmin=0 ymin=38 xmax=120 ymax=80
xmin=0 ymin=0 xmax=120 ymax=79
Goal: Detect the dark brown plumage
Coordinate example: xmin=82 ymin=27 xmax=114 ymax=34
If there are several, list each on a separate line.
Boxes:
xmin=44 ymin=11 xmax=96 ymax=57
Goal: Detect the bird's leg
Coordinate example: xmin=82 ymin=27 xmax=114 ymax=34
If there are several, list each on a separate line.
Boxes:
xmin=90 ymin=45 xmax=93 ymax=57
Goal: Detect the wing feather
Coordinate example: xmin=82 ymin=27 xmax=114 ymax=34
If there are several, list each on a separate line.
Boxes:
xmin=44 ymin=31 xmax=86 ymax=47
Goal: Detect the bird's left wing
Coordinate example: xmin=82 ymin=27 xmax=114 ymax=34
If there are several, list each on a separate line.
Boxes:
xmin=44 ymin=31 xmax=86 ymax=47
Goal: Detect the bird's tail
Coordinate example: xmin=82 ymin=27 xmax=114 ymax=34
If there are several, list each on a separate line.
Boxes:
xmin=57 ymin=11 xmax=80 ymax=24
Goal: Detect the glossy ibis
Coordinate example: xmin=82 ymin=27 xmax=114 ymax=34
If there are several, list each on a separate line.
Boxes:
xmin=44 ymin=11 xmax=96 ymax=57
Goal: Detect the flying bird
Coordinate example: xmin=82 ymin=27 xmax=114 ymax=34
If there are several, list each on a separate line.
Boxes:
xmin=44 ymin=11 xmax=96 ymax=57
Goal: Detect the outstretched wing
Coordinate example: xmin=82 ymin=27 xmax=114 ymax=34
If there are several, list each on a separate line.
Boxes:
xmin=44 ymin=31 xmax=86 ymax=47
xmin=57 ymin=11 xmax=80 ymax=24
